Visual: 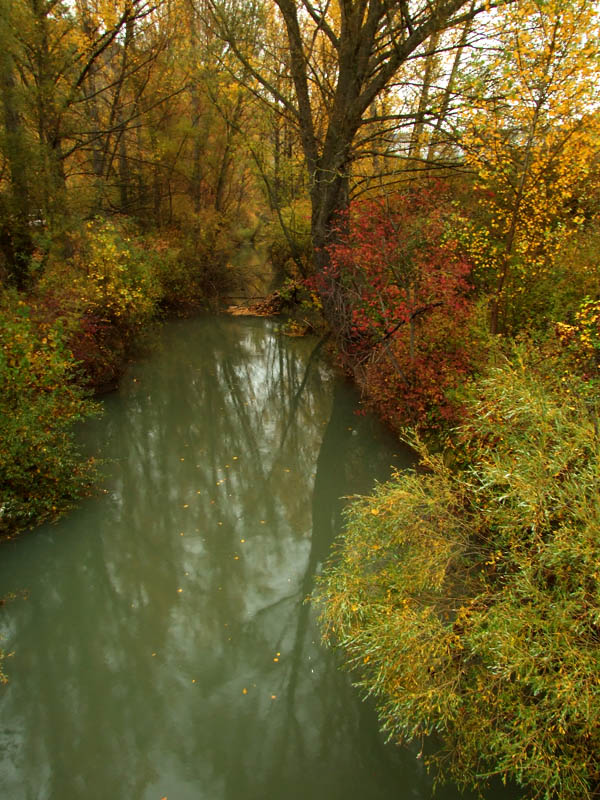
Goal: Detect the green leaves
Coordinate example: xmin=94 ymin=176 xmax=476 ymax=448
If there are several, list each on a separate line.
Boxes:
xmin=319 ymin=346 xmax=600 ymax=799
xmin=0 ymin=290 xmax=99 ymax=537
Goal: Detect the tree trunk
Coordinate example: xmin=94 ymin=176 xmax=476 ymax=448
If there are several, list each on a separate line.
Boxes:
xmin=0 ymin=41 xmax=33 ymax=287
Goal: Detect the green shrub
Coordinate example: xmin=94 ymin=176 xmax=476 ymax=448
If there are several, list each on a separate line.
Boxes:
xmin=36 ymin=218 xmax=163 ymax=386
xmin=0 ymin=292 xmax=99 ymax=536
xmin=318 ymin=347 xmax=600 ymax=799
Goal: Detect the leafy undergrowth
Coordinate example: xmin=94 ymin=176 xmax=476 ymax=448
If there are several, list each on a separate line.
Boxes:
xmin=0 ymin=292 xmax=99 ymax=537
xmin=318 ymin=347 xmax=600 ymax=799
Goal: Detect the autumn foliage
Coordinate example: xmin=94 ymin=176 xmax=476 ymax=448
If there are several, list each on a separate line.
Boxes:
xmin=322 ymin=184 xmax=481 ymax=430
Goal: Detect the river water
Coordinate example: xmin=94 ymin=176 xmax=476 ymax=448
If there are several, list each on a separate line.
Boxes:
xmin=0 ymin=316 xmax=507 ymax=800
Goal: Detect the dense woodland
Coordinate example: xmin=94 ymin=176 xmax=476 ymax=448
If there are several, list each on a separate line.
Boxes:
xmin=1 ymin=0 xmax=600 ymax=797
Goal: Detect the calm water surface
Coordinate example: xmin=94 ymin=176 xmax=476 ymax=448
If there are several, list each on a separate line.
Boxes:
xmin=0 ymin=316 xmax=510 ymax=800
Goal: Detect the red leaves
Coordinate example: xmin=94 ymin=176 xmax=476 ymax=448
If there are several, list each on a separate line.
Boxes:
xmin=325 ymin=183 xmax=480 ymax=430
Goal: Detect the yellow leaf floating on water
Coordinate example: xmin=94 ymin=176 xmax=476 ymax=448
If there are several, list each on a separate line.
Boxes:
xmin=242 ymin=688 xmax=248 ymax=694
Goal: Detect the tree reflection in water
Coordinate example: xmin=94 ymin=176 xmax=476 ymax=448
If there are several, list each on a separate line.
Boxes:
xmin=0 ymin=316 xmax=483 ymax=800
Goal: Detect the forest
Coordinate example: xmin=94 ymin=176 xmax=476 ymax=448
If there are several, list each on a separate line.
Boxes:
xmin=1 ymin=0 xmax=599 ymax=798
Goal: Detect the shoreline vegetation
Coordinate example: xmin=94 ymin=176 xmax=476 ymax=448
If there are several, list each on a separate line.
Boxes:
xmin=1 ymin=0 xmax=599 ymax=796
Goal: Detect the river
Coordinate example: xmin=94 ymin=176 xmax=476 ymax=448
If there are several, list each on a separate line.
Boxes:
xmin=0 ymin=315 xmax=510 ymax=800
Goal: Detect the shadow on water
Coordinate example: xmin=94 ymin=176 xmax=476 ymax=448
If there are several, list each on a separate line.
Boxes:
xmin=0 ymin=316 xmax=516 ymax=800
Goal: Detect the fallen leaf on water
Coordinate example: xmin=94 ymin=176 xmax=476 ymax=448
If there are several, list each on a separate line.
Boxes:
xmin=242 ymin=688 xmax=248 ymax=694
xmin=177 ymin=588 xmax=183 ymax=593
xmin=183 ymin=504 xmax=189 ymax=509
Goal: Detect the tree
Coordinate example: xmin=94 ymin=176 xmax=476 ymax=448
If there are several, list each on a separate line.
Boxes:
xmin=461 ymin=0 xmax=600 ymax=333
xmin=207 ymin=0 xmax=499 ymax=326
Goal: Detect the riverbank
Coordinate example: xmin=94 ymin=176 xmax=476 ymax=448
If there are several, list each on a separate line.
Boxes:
xmin=0 ymin=217 xmax=275 ymax=539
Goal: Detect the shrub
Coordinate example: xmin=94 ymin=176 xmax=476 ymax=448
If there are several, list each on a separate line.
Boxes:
xmin=0 ymin=292 xmax=98 ymax=536
xmin=323 ymin=184 xmax=482 ymax=430
xmin=318 ymin=347 xmax=600 ymax=799
xmin=36 ymin=218 xmax=163 ymax=386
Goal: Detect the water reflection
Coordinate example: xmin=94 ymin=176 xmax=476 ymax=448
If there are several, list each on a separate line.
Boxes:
xmin=0 ymin=316 xmax=485 ymax=800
